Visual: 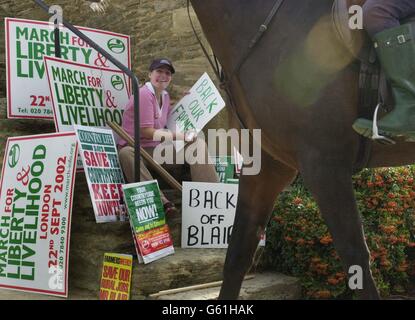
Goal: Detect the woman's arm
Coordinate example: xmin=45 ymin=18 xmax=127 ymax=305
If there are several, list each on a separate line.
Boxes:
xmin=141 ymin=127 xmax=184 ymax=141
xmin=141 ymin=127 xmax=193 ymax=142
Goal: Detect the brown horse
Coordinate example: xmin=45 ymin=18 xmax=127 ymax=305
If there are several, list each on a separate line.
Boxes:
xmin=190 ymin=0 xmax=415 ymax=299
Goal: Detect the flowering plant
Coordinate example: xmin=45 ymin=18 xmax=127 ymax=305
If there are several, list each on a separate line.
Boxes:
xmin=263 ymin=167 xmax=415 ymax=299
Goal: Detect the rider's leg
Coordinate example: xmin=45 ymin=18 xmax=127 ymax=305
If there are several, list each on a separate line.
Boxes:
xmin=353 ymin=0 xmax=415 ymax=141
xmin=363 ymin=0 xmax=415 ymax=37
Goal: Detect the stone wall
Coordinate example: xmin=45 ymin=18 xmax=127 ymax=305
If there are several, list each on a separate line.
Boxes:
xmin=0 ymin=0 xmax=229 ymax=129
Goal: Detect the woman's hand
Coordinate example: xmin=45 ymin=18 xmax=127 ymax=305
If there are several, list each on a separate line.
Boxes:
xmin=184 ymin=130 xmax=197 ymax=143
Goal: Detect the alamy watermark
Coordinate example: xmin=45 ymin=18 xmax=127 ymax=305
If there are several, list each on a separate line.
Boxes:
xmin=48 ymin=265 xmax=64 ymax=290
xmin=349 ymin=5 xmax=363 ymax=30
xmin=48 ymin=5 xmax=63 ymax=30
xmin=152 ymin=128 xmax=262 ymax=176
xmin=348 ymin=265 xmax=363 ymax=290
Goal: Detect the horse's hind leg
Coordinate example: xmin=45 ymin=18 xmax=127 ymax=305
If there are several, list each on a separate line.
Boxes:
xmin=218 ymin=152 xmax=297 ymax=300
xmin=300 ymin=161 xmax=380 ymax=299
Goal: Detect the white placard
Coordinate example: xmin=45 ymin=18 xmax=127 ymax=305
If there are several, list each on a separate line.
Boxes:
xmin=167 ymin=72 xmax=225 ymax=135
xmin=0 ymin=132 xmax=78 ymax=297
xmin=45 ymin=56 xmax=129 ymax=133
xmin=182 ymin=182 xmax=237 ymax=248
xmin=5 ymin=17 xmax=131 ymax=119
xmin=182 ymin=182 xmax=265 ymax=248
xmin=75 ymin=125 xmax=127 ymax=223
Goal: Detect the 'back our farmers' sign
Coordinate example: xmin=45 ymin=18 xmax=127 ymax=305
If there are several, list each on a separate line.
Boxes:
xmin=5 ymin=18 xmax=130 ymax=119
xmin=0 ymin=132 xmax=78 ymax=297
xmin=167 ymin=72 xmax=225 ymax=134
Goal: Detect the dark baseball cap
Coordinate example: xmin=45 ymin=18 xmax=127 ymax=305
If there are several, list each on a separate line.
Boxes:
xmin=149 ymin=58 xmax=175 ymax=74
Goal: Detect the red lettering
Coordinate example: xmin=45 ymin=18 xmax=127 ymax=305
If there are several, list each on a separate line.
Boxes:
xmin=96 ymin=200 xmax=122 ymax=217
xmin=52 ymin=199 xmax=62 ymax=207
xmin=119 ymin=268 xmax=130 ymax=282
xmin=100 ymin=184 xmax=109 ymax=200
xmin=103 ymin=266 xmax=118 ymax=279
xmin=4 ymin=189 xmax=14 ymax=213
xmin=51 ymin=227 xmax=59 ymax=235
xmin=92 ymin=184 xmax=103 ymax=200
xmin=84 ymin=150 xmax=91 ymax=166
xmin=109 ymin=184 xmax=117 ymax=199
xmin=83 ymin=151 xmax=110 ymax=168
xmin=92 ymin=184 xmax=122 ymax=200
xmin=51 ymin=217 xmax=59 ymax=227
xmin=52 ymin=207 xmax=60 ymax=217
xmin=99 ymin=289 xmax=109 ymax=300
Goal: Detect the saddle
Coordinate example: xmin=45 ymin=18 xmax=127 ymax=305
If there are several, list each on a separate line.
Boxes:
xmin=332 ymin=0 xmax=415 ymax=119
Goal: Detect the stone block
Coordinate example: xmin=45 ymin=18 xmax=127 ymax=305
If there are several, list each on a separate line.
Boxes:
xmin=155 ymin=272 xmax=302 ymax=300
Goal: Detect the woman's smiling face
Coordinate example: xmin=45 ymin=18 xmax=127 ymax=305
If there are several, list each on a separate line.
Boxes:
xmin=149 ymin=67 xmax=172 ymax=92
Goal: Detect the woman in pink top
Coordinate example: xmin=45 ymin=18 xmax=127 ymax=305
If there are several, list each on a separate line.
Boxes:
xmin=118 ymin=58 xmax=219 ymax=216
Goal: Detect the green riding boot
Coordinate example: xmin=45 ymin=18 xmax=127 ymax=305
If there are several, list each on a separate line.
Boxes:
xmin=353 ymin=23 xmax=415 ymax=142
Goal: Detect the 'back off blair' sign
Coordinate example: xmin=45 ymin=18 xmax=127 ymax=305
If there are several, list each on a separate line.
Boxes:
xmin=181 ymin=182 xmax=239 ymax=248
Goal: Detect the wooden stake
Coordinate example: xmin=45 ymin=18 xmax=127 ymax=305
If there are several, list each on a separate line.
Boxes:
xmin=107 ymin=121 xmax=182 ymax=192
xmin=149 ymin=275 xmax=255 ymax=298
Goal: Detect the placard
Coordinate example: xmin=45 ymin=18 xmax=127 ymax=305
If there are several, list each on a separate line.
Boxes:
xmin=45 ymin=56 xmax=129 ymax=133
xmin=99 ymin=253 xmax=132 ymax=300
xmin=0 ymin=132 xmax=78 ymax=297
xmin=122 ymin=180 xmax=174 ymax=264
xmin=5 ymin=17 xmax=131 ymax=119
xmin=167 ymin=72 xmax=225 ymax=136
xmin=212 ymin=156 xmax=235 ymax=183
xmin=75 ymin=125 xmax=127 ymax=223
xmin=182 ymin=182 xmax=265 ymax=248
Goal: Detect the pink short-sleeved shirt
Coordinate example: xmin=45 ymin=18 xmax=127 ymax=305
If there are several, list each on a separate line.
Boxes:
xmin=118 ymin=82 xmax=171 ymax=148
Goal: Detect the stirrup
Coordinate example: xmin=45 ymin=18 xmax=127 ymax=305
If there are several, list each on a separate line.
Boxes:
xmin=371 ymin=104 xmax=396 ymax=145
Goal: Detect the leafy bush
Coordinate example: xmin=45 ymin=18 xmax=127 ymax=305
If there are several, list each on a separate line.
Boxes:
xmin=262 ymin=167 xmax=415 ymax=299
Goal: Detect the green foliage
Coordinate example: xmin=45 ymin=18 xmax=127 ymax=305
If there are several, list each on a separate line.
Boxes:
xmin=262 ymin=167 xmax=415 ymax=299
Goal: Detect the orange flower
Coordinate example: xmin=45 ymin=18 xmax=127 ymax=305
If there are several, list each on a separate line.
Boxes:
xmin=396 ymin=263 xmax=408 ymax=272
xmin=314 ymin=263 xmax=329 ymax=275
xmin=296 ymin=238 xmax=306 ymax=246
xmin=388 ymin=236 xmax=398 ymax=244
xmin=292 ymin=197 xmax=303 ymax=206
xmin=320 ymin=235 xmax=333 ymax=245
xmin=273 ymin=216 xmax=283 ymax=223
xmin=381 ymin=225 xmax=396 ymax=234
xmin=387 ymin=201 xmax=397 ymax=208
xmin=380 ymin=259 xmax=392 ymax=268
xmin=335 ymin=272 xmax=346 ymax=281
xmin=315 ymin=290 xmax=331 ymax=299
xmin=327 ymin=277 xmax=339 ymax=285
